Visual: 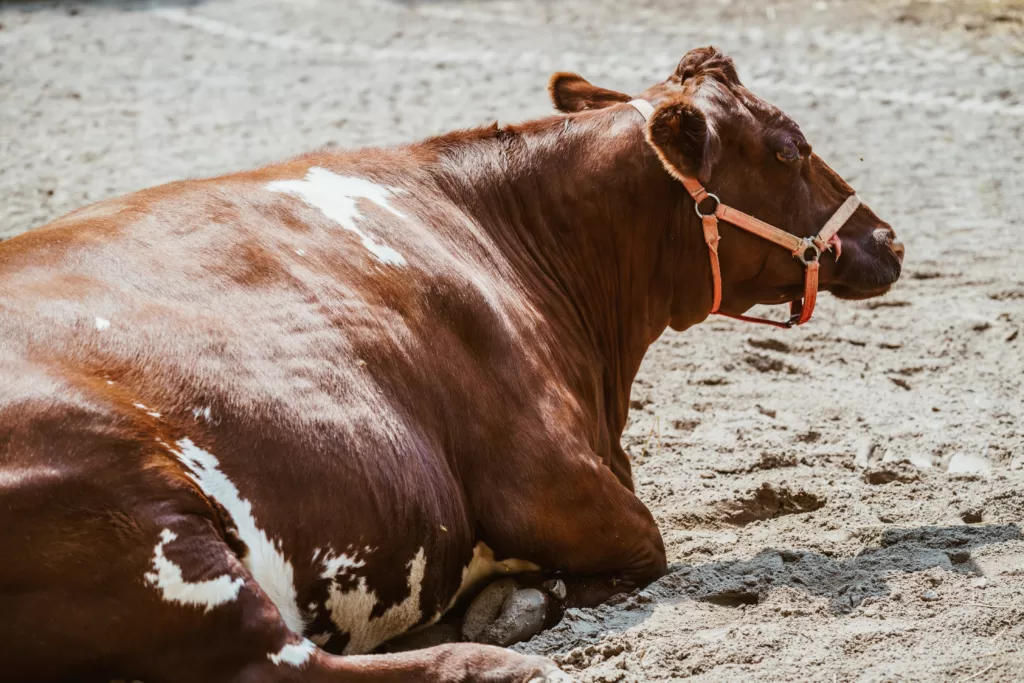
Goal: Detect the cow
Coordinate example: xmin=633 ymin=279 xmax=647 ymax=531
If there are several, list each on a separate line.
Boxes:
xmin=0 ymin=47 xmax=903 ymax=683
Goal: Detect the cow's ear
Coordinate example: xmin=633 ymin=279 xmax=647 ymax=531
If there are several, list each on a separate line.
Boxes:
xmin=549 ymin=72 xmax=630 ymax=113
xmin=645 ymin=101 xmax=719 ymax=182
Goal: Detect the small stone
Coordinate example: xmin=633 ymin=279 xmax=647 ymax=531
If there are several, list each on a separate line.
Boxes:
xmin=908 ymin=452 xmax=933 ymax=469
xmin=921 ymin=590 xmax=939 ymax=601
xmin=947 ymin=453 xmax=990 ymax=475
xmin=972 ymin=577 xmax=989 ymax=589
xmin=854 ymin=439 xmax=876 ymax=469
xmin=824 ymin=529 xmax=853 ymax=543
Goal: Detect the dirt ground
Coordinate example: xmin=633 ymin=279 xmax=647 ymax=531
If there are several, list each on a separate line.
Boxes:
xmin=1 ymin=0 xmax=1022 ymax=681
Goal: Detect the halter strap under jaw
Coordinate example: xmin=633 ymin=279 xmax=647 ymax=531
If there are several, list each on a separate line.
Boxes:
xmin=627 ymin=98 xmax=861 ymax=329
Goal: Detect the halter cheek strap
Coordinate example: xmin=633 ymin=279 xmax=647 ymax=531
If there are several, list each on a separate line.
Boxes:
xmin=628 ymin=99 xmax=861 ymax=328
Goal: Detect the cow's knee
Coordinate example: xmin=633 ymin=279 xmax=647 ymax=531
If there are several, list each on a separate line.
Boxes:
xmin=561 ymin=530 xmax=666 ymax=610
xmin=475 ymin=454 xmax=667 ymax=609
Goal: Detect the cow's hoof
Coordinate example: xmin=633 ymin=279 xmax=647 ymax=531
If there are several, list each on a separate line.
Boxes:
xmin=463 ymin=578 xmax=569 ymax=647
xmin=478 ymin=587 xmax=549 ymax=646
xmin=462 ymin=577 xmax=522 ymax=641
xmin=542 ymin=578 xmax=567 ymax=602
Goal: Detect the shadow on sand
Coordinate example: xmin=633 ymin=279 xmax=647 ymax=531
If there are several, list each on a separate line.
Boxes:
xmin=664 ymin=523 xmax=1022 ymax=613
xmin=522 ymin=523 xmax=1022 ymax=655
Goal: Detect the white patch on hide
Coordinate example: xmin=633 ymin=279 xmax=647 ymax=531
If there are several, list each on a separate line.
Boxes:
xmin=168 ymin=438 xmax=307 ymax=634
xmin=267 ymin=638 xmax=316 ymax=667
xmin=320 ymin=547 xmax=367 ymax=580
xmin=192 ymin=406 xmax=213 ymax=422
xmin=143 ymin=528 xmax=244 ymax=611
xmin=266 ymin=167 xmax=407 ymax=266
xmin=94 ymin=317 xmax=110 ymax=331
xmin=323 ymin=547 xmax=427 ymax=654
xmin=132 ymin=402 xmax=160 ymax=418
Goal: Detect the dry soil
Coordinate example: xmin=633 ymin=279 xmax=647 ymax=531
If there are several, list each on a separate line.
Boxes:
xmin=1 ymin=1 xmax=1022 ymax=681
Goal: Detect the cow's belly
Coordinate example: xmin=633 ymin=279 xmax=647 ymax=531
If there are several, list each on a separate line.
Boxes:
xmin=158 ymin=435 xmax=539 ymax=655
xmin=305 ymin=541 xmax=540 ymax=654
xmin=310 ymin=543 xmax=543 ymax=653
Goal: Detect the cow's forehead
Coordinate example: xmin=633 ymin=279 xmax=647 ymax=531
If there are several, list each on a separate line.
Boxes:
xmin=694 ymin=77 xmax=805 ymax=141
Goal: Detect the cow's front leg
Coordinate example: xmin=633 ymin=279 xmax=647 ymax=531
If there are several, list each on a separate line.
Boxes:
xmin=469 ymin=448 xmax=666 ymax=636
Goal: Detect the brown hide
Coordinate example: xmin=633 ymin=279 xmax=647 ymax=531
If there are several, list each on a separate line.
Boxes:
xmin=0 ymin=47 xmax=901 ymax=683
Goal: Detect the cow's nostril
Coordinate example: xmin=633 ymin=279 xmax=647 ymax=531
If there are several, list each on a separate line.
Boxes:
xmin=891 ymin=238 xmax=905 ymax=262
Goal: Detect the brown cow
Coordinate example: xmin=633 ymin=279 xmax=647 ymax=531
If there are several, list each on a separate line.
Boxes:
xmin=0 ymin=48 xmax=902 ymax=683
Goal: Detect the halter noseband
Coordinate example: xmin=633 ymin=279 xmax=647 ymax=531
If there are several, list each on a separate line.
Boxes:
xmin=629 ymin=99 xmax=861 ymax=328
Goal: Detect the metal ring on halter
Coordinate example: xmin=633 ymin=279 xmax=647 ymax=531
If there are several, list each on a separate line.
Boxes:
xmin=694 ymin=193 xmax=721 ymax=218
xmin=794 ymin=238 xmax=821 ymax=265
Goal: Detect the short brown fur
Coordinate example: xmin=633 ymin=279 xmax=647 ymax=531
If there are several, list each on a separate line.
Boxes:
xmin=0 ymin=48 xmax=901 ymax=683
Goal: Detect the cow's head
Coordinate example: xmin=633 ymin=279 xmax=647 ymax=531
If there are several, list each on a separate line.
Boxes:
xmin=550 ymin=47 xmax=904 ymax=325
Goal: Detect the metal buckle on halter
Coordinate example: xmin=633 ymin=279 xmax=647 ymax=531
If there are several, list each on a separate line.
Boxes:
xmin=694 ymin=193 xmax=721 ymax=218
xmin=794 ymin=237 xmax=821 ymax=266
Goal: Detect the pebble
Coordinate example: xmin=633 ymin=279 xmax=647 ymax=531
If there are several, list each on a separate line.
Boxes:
xmin=947 ymin=453 xmax=990 ymax=474
xmin=921 ymin=590 xmax=939 ymax=601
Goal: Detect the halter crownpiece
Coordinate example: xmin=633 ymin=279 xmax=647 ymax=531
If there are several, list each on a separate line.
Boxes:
xmin=628 ymin=98 xmax=861 ymax=328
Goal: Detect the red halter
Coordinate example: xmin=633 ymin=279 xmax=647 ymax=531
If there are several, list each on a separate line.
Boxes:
xmin=629 ymin=99 xmax=861 ymax=328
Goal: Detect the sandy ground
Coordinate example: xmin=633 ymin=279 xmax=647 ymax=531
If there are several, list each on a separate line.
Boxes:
xmin=1 ymin=0 xmax=1022 ymax=681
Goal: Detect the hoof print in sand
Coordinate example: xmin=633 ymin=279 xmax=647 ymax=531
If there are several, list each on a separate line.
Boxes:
xmin=673 ymin=482 xmax=826 ymax=528
xmin=863 ymin=460 xmax=921 ymax=485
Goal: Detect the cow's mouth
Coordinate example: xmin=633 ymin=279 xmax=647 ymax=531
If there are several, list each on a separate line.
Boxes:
xmin=828 ymin=282 xmax=895 ymax=301
xmin=827 ymin=237 xmax=904 ymax=301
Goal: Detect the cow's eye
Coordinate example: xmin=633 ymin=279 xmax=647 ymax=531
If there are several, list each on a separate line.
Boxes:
xmin=774 ymin=138 xmax=803 ymax=165
xmin=775 ymin=149 xmax=800 ymax=164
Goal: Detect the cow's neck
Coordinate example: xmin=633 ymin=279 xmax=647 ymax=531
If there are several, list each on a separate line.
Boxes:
xmin=428 ymin=111 xmax=711 ymax=486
